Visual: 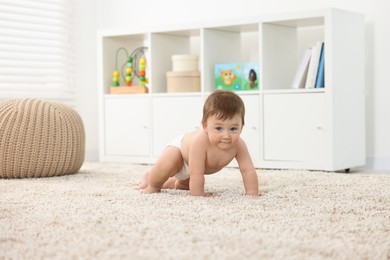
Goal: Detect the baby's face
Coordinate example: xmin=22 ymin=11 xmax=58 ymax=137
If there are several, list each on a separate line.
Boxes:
xmin=203 ymin=114 xmax=243 ymax=149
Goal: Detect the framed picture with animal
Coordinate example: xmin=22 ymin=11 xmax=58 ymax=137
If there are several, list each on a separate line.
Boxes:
xmin=214 ymin=62 xmax=259 ymax=91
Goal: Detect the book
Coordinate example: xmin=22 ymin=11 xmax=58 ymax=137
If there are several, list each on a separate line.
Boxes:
xmin=305 ymin=41 xmax=323 ymax=89
xmin=291 ymin=48 xmax=312 ymax=89
xmin=315 ymin=44 xmax=325 ymax=88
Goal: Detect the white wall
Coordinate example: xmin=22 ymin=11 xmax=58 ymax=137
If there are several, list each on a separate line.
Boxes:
xmin=74 ymin=0 xmax=390 ymax=169
xmin=73 ymin=0 xmax=99 ymax=160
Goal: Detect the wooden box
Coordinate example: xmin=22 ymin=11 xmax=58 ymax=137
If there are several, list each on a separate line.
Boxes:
xmin=166 ymin=71 xmax=200 ymax=93
xmin=110 ymin=86 xmax=149 ymax=94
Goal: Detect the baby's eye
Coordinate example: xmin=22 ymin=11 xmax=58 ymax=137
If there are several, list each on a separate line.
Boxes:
xmin=230 ymin=127 xmax=238 ymax=132
xmin=215 ymin=127 xmax=223 ymax=132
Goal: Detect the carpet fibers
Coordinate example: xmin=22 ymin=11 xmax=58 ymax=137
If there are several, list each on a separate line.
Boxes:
xmin=1 ymin=162 xmax=389 ymax=259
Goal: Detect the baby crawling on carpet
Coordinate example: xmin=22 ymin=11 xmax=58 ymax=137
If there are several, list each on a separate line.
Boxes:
xmin=138 ymin=90 xmax=259 ymax=197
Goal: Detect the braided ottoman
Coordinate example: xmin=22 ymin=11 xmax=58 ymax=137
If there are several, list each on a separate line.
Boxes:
xmin=0 ymin=99 xmax=85 ymax=178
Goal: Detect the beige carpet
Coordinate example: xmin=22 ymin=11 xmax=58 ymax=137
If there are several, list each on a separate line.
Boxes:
xmin=1 ymin=162 xmax=389 ymax=259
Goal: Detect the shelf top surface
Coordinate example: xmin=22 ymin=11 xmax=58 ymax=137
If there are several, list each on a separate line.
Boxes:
xmin=264 ymin=17 xmax=324 ymax=28
xmin=98 ymin=8 xmax=362 ymax=38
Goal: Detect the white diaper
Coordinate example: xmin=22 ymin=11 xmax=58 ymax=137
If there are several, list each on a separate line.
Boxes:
xmin=167 ymin=135 xmax=190 ymax=180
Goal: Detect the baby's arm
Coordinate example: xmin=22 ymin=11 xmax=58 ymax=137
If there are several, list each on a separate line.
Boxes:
xmin=236 ymin=140 xmax=259 ymax=196
xmin=188 ymin=137 xmax=207 ymax=196
xmin=189 ymin=172 xmax=205 ymax=196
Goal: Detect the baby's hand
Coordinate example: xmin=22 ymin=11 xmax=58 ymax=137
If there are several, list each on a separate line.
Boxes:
xmin=245 ymin=192 xmax=260 ymax=197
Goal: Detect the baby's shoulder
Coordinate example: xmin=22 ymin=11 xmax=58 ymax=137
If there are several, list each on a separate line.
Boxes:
xmin=182 ymin=130 xmax=206 ymax=149
xmin=184 ymin=130 xmax=204 ymax=139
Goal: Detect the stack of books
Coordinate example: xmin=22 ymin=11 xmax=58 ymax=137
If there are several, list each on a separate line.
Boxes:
xmin=291 ymin=41 xmax=325 ymax=89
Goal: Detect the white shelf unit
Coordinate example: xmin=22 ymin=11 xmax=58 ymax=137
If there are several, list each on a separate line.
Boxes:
xmin=259 ymin=8 xmax=365 ymax=171
xmin=97 ymin=8 xmax=365 ymax=171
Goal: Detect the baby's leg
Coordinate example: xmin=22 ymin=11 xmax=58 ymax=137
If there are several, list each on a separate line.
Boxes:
xmin=161 ymin=177 xmax=190 ymax=190
xmin=141 ymin=146 xmax=183 ymax=193
xmin=162 ymin=177 xmax=177 ymax=189
xmin=175 ymin=178 xmax=190 ymax=190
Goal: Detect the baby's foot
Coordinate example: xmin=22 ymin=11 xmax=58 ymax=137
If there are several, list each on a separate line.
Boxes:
xmin=140 ymin=186 xmax=161 ymax=194
xmin=162 ymin=177 xmax=177 ymax=189
xmin=138 ymin=172 xmax=150 ymax=189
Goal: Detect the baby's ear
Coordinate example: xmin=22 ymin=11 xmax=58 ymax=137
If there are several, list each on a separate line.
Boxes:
xmin=202 ymin=121 xmax=207 ymax=130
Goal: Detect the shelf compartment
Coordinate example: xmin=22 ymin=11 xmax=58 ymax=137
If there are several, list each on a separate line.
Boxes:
xmin=149 ymin=29 xmax=201 ymax=93
xmin=100 ymin=33 xmax=149 ymax=94
xmin=261 ymin=15 xmax=325 ymax=91
xmin=202 ymin=23 xmax=260 ymax=92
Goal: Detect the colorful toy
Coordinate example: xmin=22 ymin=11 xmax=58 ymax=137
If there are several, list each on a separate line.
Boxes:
xmin=125 ymin=57 xmax=133 ymax=86
xmin=111 ymin=46 xmax=148 ymax=88
xmin=112 ymin=70 xmax=120 ymax=86
xmin=130 ymin=47 xmax=148 ymax=88
xmin=138 ymin=57 xmax=146 ymax=87
xmin=112 ymin=47 xmax=129 ymax=87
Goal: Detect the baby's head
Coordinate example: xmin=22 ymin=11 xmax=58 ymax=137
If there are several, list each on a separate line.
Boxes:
xmin=202 ymin=90 xmax=245 ymax=126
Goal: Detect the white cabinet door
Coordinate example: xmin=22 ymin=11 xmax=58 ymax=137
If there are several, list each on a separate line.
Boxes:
xmin=239 ymin=95 xmax=261 ymax=163
xmin=263 ymin=93 xmax=326 ymax=162
xmin=152 ymin=96 xmax=203 ymax=156
xmin=104 ymin=97 xmax=149 ymax=156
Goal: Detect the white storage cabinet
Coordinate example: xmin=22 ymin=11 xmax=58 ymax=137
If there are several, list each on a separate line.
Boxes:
xmin=97 ymin=8 xmax=365 ymax=171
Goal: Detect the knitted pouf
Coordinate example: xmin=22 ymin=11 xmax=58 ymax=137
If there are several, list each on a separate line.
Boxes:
xmin=0 ymin=99 xmax=85 ymax=178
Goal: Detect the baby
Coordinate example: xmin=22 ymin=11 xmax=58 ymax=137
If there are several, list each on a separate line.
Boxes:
xmin=138 ymin=90 xmax=259 ymax=196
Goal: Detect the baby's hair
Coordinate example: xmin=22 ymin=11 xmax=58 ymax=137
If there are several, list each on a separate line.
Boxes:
xmin=202 ymin=90 xmax=245 ymax=125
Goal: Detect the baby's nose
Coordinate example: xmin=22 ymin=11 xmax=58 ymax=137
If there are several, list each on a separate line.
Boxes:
xmin=222 ymin=131 xmax=231 ymax=138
